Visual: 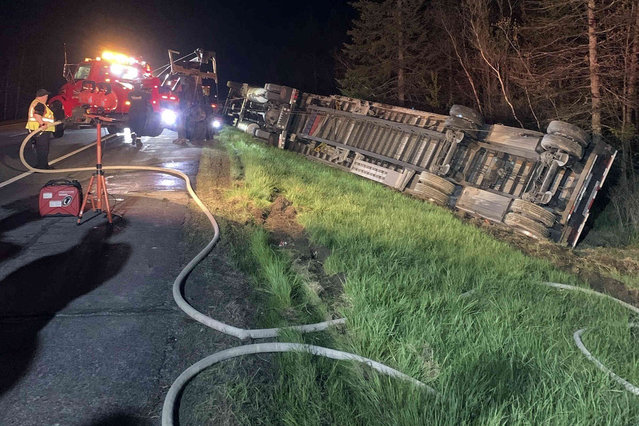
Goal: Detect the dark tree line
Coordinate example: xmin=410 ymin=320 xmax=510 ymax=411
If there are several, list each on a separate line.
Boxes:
xmin=340 ymin=0 xmax=639 ymax=243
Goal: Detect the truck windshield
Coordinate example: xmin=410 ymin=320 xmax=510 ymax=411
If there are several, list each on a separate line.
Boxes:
xmin=74 ymin=65 xmax=91 ymax=80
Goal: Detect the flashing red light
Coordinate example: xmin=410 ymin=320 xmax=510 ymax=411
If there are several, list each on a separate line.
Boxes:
xmin=161 ymin=95 xmax=168 ymax=99
xmin=169 ymin=96 xmax=176 ymax=100
xmin=211 ymin=103 xmax=217 ymax=108
xmin=152 ymin=100 xmax=157 ymax=104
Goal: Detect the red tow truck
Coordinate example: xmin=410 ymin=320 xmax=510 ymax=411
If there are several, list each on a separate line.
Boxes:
xmin=48 ymin=50 xmax=179 ymax=137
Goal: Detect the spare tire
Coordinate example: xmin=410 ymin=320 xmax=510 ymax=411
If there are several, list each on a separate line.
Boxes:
xmin=546 ymin=120 xmax=589 ymax=147
xmin=449 ymin=104 xmax=484 ymax=126
xmin=540 ymin=134 xmax=583 ymax=159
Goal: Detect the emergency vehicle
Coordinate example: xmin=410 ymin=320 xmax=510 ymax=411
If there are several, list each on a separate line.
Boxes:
xmin=48 ymin=50 xmax=178 ymax=137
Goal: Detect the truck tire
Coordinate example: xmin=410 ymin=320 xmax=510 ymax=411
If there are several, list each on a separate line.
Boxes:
xmin=413 ymin=183 xmax=450 ymax=206
xmin=449 ymin=104 xmax=483 ymax=126
xmin=504 ymin=212 xmax=550 ymax=239
xmin=546 ymin=120 xmax=589 ymax=147
xmin=508 ymin=199 xmax=555 ymax=227
xmin=419 ymin=172 xmax=456 ymax=195
xmin=445 ymin=116 xmax=478 ymax=139
xmin=540 ymin=134 xmax=583 ymax=159
xmin=50 ymin=101 xmax=65 ymax=138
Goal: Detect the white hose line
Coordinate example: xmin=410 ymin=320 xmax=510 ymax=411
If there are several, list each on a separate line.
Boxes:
xmin=543 ymin=282 xmax=639 ymax=315
xmin=161 ymin=342 xmax=437 ymax=426
xmin=573 ymin=328 xmax=639 ymax=396
xmin=543 ymin=282 xmax=639 ymax=396
xmin=22 ymin=127 xmax=430 ymax=423
xmin=20 ymin=125 xmax=346 ymax=339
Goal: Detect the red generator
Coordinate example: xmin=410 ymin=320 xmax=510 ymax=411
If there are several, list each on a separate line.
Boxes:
xmin=39 ymin=180 xmax=83 ymax=217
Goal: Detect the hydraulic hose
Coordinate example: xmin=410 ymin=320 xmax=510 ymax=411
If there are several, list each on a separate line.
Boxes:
xmin=19 ymin=125 xmax=431 ymax=424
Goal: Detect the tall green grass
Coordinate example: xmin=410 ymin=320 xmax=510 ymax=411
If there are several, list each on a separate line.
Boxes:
xmin=197 ymin=128 xmax=639 ymax=424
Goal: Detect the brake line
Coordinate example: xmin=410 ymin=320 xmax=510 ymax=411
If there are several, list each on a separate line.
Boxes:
xmin=19 ymin=126 xmax=434 ymax=425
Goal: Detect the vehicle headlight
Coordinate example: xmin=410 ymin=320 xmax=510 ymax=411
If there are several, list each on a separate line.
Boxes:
xmin=161 ymin=109 xmax=177 ymax=126
xmin=212 ymin=119 xmax=221 ymax=129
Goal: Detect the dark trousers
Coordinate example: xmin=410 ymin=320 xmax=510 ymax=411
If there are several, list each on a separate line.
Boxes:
xmin=33 ymin=131 xmax=51 ymax=168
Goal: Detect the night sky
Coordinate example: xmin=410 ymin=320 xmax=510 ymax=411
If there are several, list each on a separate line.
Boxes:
xmin=0 ymin=0 xmax=353 ymax=110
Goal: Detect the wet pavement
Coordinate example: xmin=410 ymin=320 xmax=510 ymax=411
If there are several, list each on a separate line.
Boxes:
xmin=0 ymin=125 xmax=231 ymax=424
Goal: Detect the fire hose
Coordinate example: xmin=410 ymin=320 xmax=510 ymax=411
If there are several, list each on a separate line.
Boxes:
xmin=19 ymin=125 xmax=638 ymax=424
xmin=19 ymin=125 xmax=436 ymax=425
xmin=19 ymin=126 xmax=639 ymax=422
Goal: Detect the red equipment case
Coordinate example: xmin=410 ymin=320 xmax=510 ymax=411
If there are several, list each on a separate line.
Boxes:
xmin=39 ymin=179 xmax=83 ymax=217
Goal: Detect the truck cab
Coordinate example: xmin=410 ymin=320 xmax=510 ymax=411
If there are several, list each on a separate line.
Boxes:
xmin=48 ymin=51 xmax=161 ymax=136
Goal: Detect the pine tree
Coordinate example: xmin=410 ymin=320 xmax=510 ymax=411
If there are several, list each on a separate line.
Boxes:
xmin=339 ymin=0 xmax=440 ymax=108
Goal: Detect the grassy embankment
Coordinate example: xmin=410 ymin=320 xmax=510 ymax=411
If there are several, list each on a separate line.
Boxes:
xmin=186 ymin=128 xmax=639 ymax=424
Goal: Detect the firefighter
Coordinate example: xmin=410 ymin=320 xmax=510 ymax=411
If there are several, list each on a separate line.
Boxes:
xmin=25 ymin=89 xmax=56 ymax=169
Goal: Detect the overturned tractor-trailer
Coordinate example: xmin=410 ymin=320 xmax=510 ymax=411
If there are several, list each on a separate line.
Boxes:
xmin=223 ymin=81 xmax=616 ymax=247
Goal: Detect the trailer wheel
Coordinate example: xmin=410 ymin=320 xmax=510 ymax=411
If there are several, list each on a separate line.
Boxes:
xmin=504 ymin=212 xmax=550 ymax=239
xmin=449 ymin=104 xmax=483 ymax=126
xmin=445 ymin=116 xmax=478 ymax=139
xmin=413 ymin=183 xmax=450 ymax=206
xmin=546 ymin=120 xmax=589 ymax=147
xmin=419 ymin=172 xmax=456 ymax=195
xmin=50 ymin=101 xmax=65 ymax=138
xmin=509 ymin=199 xmax=555 ymax=227
xmin=541 ymin=134 xmax=583 ymax=159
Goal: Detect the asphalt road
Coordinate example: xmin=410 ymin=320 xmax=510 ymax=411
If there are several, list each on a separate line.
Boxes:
xmin=0 ymin=124 xmax=239 ymax=425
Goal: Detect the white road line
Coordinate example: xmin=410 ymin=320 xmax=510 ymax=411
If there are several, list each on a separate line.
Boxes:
xmin=0 ymin=134 xmax=117 ymax=189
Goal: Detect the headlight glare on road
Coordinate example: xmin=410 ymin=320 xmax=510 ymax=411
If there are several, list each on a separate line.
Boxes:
xmin=161 ymin=109 xmax=177 ymax=126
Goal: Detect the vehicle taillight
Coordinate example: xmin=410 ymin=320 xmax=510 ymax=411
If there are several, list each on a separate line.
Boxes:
xmin=211 ymin=103 xmax=217 ymax=108
xmin=169 ymin=96 xmax=176 ymax=100
xmin=125 ymin=100 xmax=131 ymax=106
xmin=161 ymin=95 xmax=168 ymax=99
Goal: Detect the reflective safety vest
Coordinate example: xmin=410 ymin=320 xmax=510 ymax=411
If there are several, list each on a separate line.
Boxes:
xmin=25 ymin=99 xmax=55 ymax=132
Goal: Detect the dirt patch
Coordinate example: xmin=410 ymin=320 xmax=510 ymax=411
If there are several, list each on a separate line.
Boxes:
xmin=257 ymin=195 xmax=344 ymax=307
xmin=179 ymin=145 xmax=344 ymax=423
xmin=462 ymin=213 xmax=639 ymax=308
xmin=177 ymin=143 xmax=271 ymax=425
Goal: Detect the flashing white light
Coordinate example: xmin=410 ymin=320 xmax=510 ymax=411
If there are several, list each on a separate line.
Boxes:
xmin=110 ymin=64 xmax=138 ymax=80
xmin=161 ymin=109 xmax=178 ymax=126
xmin=212 ymin=119 xmax=222 ymax=129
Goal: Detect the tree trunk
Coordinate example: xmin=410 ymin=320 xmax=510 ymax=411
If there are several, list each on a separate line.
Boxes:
xmin=587 ymin=0 xmax=602 ymax=144
xmin=625 ymin=2 xmax=639 ymax=129
xmin=396 ymin=0 xmax=406 ymax=106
